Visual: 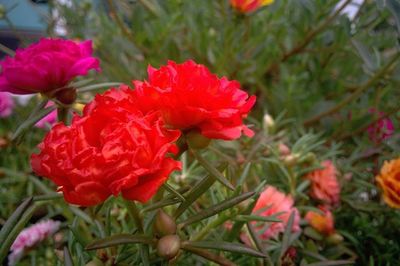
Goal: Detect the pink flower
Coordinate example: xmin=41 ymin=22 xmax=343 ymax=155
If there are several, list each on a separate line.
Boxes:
xmin=0 ymin=38 xmax=100 ymax=95
xmin=0 ymin=92 xmax=14 ymax=118
xmin=252 ymin=186 xmax=300 ymax=239
xmin=8 ymin=219 xmax=61 ymax=266
xmin=306 ymin=160 xmax=340 ymax=206
xmin=35 ymin=102 xmax=57 ymax=129
xmin=367 ymin=108 xmax=394 ymax=144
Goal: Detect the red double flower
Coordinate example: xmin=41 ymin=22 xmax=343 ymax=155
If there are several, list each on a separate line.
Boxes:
xmin=31 ymin=86 xmax=181 ymax=206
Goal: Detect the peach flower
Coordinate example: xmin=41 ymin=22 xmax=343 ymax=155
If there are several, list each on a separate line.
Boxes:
xmin=305 ymin=206 xmax=335 ymax=236
xmin=306 ymin=160 xmax=340 ymax=206
xmin=376 ymin=158 xmax=400 ymax=208
xmin=252 ymin=186 xmax=300 ymax=239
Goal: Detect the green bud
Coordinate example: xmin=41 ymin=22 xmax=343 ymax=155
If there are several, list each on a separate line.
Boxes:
xmin=326 ymin=233 xmax=344 ymax=245
xmin=263 ymin=114 xmax=275 ymax=134
xmin=157 ymin=235 xmax=181 ymax=260
xmin=186 ymin=130 xmax=211 ymax=149
xmin=300 ymin=152 xmax=317 ymax=164
xmin=154 ymin=209 xmax=177 ymax=237
xmin=283 ymin=153 xmax=300 ymax=167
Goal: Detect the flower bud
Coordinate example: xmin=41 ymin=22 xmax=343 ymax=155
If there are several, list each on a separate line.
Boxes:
xmin=263 ymin=114 xmax=275 ymax=134
xmin=55 ymin=88 xmax=77 ymax=105
xmin=300 ymin=152 xmax=317 ymax=164
xmin=156 ymin=235 xmax=181 ymax=260
xmin=283 ymin=153 xmax=300 ymax=167
xmin=278 ymin=143 xmax=291 ymax=156
xmin=154 ymin=209 xmax=177 ymax=237
xmin=0 ymin=137 xmax=8 ymax=149
xmin=326 ymin=233 xmax=344 ymax=245
xmin=186 ymin=130 xmax=211 ymax=149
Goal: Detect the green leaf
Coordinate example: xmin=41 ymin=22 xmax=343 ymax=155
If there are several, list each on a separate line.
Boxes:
xmin=306 ymin=260 xmax=355 ymax=266
xmin=387 ymin=0 xmax=400 ymax=35
xmin=303 ymin=227 xmax=323 ymax=241
xmin=237 ymin=163 xmax=252 ymax=188
xmin=234 ymin=214 xmax=282 ymax=223
xmin=0 ymin=197 xmax=33 ymax=246
xmin=163 ymin=182 xmax=186 ymax=202
xmin=182 ymin=241 xmax=266 ymax=258
xmin=63 ymin=246 xmax=74 ymax=266
xmin=141 ymin=198 xmax=181 ymax=213
xmin=33 ymin=193 xmax=63 ymax=201
xmin=182 ymin=245 xmax=236 ymax=266
xmin=0 ymin=203 xmax=37 ymax=262
xmin=280 ymin=211 xmax=295 ymax=258
xmin=179 ymin=191 xmax=255 ymax=227
xmin=351 ymin=40 xmax=376 ymax=71
xmin=77 ymin=82 xmax=123 ymax=92
xmin=85 ymin=234 xmax=155 ymax=250
xmin=192 ymin=150 xmax=235 ymax=191
xmin=174 ymin=163 xmax=228 ymax=218
xmin=12 ymin=104 xmax=56 ymax=143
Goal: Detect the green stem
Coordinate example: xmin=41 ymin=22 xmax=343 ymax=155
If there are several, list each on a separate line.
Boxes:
xmin=57 ymin=106 xmax=69 ymax=124
xmin=125 ymin=201 xmax=144 ymax=233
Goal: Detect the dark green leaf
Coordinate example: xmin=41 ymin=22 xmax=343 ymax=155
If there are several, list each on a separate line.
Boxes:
xmin=163 ymin=182 xmax=186 ymax=202
xmin=234 ymin=214 xmax=282 ymax=223
xmin=387 ymin=0 xmax=400 ymax=35
xmin=85 ymin=234 xmax=155 ymax=250
xmin=77 ymin=82 xmax=122 ymax=92
xmin=307 ymin=260 xmax=355 ymax=266
xmin=280 ymin=211 xmax=295 ymax=258
xmin=12 ymin=104 xmax=56 ymax=143
xmin=0 ymin=204 xmax=37 ymax=262
xmin=0 ymin=197 xmax=33 ymax=245
xmin=183 ymin=241 xmax=266 ymax=258
xmin=142 ymin=198 xmax=181 ymax=213
xmin=192 ymin=150 xmax=234 ymax=191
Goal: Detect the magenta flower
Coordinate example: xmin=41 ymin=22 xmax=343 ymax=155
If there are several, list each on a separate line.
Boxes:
xmin=0 ymin=92 xmax=14 ymax=118
xmin=367 ymin=108 xmax=395 ymax=144
xmin=35 ymin=101 xmax=57 ymax=129
xmin=8 ymin=219 xmax=61 ymax=266
xmin=0 ymin=38 xmax=100 ymax=95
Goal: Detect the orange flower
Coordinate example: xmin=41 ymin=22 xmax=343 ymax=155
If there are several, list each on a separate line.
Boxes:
xmin=305 ymin=206 xmax=335 ymax=236
xmin=306 ymin=160 xmax=340 ymax=206
xmin=230 ymin=0 xmax=274 ymax=13
xmin=376 ymin=158 xmax=400 ymax=208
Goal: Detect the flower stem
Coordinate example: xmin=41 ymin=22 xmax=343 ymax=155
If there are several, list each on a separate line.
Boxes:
xmin=125 ymin=200 xmax=150 ymax=265
xmin=57 ymin=106 xmax=69 ymax=124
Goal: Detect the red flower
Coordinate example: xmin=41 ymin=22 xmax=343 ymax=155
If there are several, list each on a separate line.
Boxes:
xmin=132 ymin=60 xmax=256 ymax=140
xmin=0 ymin=38 xmax=100 ymax=95
xmin=230 ymin=0 xmax=274 ymax=13
xmin=31 ymin=86 xmax=181 ymax=206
